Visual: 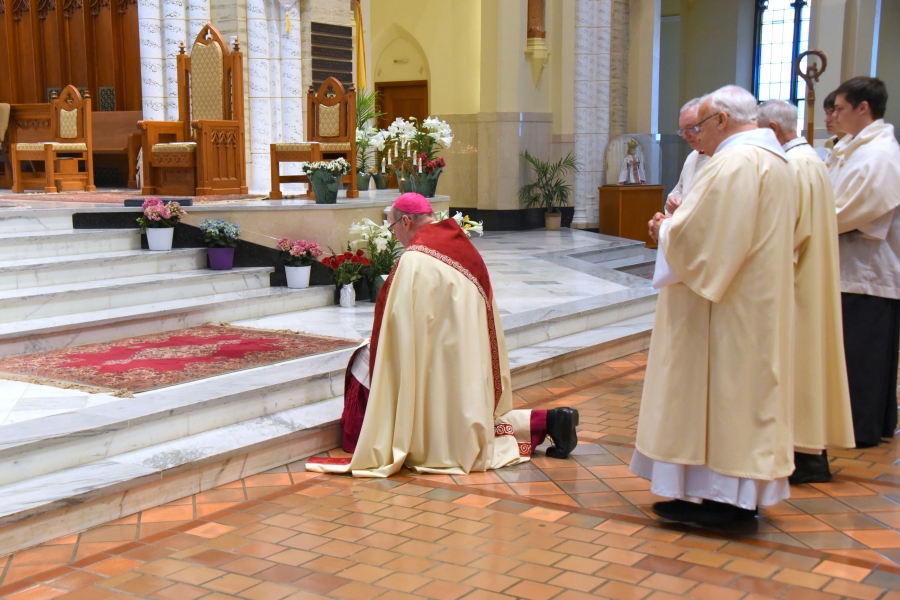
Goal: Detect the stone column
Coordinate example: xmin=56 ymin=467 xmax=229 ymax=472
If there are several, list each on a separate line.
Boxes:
xmin=161 ymin=0 xmax=188 ymax=121
xmin=137 ymin=0 xmax=166 ymax=119
xmin=573 ymin=0 xmax=613 ymax=229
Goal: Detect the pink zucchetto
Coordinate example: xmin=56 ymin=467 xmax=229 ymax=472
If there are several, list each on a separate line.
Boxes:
xmin=392 ymin=193 xmax=434 ymax=215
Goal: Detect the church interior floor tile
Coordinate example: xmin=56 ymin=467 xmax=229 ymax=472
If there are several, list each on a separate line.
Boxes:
xmin=2 ymin=353 xmax=900 ymax=599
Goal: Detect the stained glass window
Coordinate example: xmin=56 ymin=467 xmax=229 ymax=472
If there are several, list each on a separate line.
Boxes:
xmin=754 ymin=0 xmax=811 ymax=134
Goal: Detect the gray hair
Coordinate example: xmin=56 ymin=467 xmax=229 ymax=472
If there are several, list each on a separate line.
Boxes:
xmin=680 ymin=98 xmax=702 ymax=115
xmin=702 ymin=85 xmax=759 ymax=126
xmin=757 ymin=99 xmax=798 ymax=132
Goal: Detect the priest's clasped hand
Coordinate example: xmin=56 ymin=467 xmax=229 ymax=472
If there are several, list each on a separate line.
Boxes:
xmin=648 ymin=212 xmax=669 ymax=244
xmin=665 ymin=195 xmax=682 ymax=214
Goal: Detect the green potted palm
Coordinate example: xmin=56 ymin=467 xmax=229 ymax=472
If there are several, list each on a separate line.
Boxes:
xmin=356 ymin=88 xmax=384 ymax=191
xmin=518 ymin=151 xmax=579 ymax=231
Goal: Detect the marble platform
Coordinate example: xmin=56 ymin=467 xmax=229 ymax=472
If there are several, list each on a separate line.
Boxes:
xmin=0 ymin=212 xmax=657 ymax=556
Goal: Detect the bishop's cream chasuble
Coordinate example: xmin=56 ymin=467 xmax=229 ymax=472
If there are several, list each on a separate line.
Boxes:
xmin=785 ymin=138 xmax=854 ymax=451
xmin=307 ymin=219 xmax=536 ymax=478
xmin=634 ymin=129 xmax=796 ymax=493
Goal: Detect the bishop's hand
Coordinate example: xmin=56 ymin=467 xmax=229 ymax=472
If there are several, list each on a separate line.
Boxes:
xmin=648 ymin=212 xmax=668 ymax=244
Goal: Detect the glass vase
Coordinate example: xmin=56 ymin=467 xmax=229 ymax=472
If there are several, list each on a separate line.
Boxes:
xmin=339 ymin=283 xmax=356 ymax=308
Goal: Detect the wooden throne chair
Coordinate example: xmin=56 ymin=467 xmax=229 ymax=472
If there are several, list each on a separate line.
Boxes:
xmin=10 ymin=86 xmax=95 ymax=193
xmin=269 ymin=77 xmax=357 ymax=200
xmin=139 ymin=24 xmax=247 ymax=197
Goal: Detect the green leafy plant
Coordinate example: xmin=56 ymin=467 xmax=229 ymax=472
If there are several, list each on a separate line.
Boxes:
xmin=518 ymin=151 xmax=579 ymax=214
xmin=356 ymin=88 xmax=383 ymax=131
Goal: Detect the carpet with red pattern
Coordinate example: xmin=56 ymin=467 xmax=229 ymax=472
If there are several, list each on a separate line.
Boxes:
xmin=0 ymin=325 xmax=356 ymax=395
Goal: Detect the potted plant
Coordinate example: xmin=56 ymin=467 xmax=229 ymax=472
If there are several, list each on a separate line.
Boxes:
xmin=436 ymin=211 xmax=484 ymax=238
xmin=322 ymin=249 xmax=370 ymax=307
xmin=379 ymin=116 xmax=453 ymax=196
xmin=349 ymin=218 xmax=403 ymax=301
xmin=200 ymin=219 xmax=241 ymax=270
xmin=136 ymin=198 xmax=186 ymax=251
xmin=277 ymin=237 xmax=323 ymax=289
xmin=518 ymin=150 xmax=579 ymax=231
xmin=302 ymin=158 xmax=352 ymax=204
xmin=355 ymin=88 xmax=384 ymax=191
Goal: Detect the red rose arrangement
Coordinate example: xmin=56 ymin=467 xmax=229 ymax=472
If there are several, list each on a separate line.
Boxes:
xmin=417 ymin=152 xmax=445 ymax=175
xmin=322 ymin=249 xmax=371 ymax=287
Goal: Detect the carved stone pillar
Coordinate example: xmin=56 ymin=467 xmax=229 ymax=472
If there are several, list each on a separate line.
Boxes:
xmin=573 ymin=0 xmax=613 ymax=229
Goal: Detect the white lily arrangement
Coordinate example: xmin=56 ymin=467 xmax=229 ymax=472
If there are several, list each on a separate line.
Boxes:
xmin=349 ymin=218 xmax=402 ymax=278
xmin=436 ymin=211 xmax=484 ymax=238
xmin=301 ymin=158 xmax=352 ymax=176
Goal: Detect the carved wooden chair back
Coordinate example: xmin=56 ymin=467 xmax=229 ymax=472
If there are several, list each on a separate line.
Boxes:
xmin=177 ymin=24 xmax=244 ymax=139
xmin=307 ymin=77 xmax=356 ymax=143
xmin=50 ymin=85 xmax=91 ymax=145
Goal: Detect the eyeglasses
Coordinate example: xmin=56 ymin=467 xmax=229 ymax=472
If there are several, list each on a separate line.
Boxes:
xmin=686 ymin=112 xmax=721 ymax=135
xmin=676 ymin=126 xmax=698 ymax=137
xmin=387 ymin=216 xmax=405 ymax=231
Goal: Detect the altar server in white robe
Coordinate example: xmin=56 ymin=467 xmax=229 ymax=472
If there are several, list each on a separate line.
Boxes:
xmin=830 ymin=76 xmax=900 ymax=448
xmin=758 ymin=100 xmax=854 ymax=484
xmin=665 ymin=98 xmax=710 ymax=214
xmin=631 ymin=85 xmax=796 ymax=527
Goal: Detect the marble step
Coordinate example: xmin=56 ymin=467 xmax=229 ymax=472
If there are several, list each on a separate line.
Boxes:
xmin=0 ymin=347 xmax=355 ymax=487
xmin=0 ymin=249 xmax=209 ymax=292
xmin=0 ymin=211 xmax=74 ymax=234
xmin=503 ymin=289 xmax=657 ymax=351
xmin=0 ymin=285 xmax=335 ymax=358
xmin=0 ymin=398 xmax=343 ymax=557
xmin=0 ymin=311 xmax=653 ymax=556
xmin=0 ymin=268 xmax=274 ymax=323
xmin=0 ymin=229 xmax=140 ymax=260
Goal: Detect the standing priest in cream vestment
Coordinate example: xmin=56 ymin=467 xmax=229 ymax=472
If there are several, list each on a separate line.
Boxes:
xmin=631 ymin=86 xmax=797 ymax=527
xmin=830 ymin=77 xmax=900 ymax=448
xmin=306 ymin=193 xmax=579 ymax=478
xmin=665 ymin=98 xmax=710 ymax=215
xmin=758 ymin=100 xmax=854 ymax=485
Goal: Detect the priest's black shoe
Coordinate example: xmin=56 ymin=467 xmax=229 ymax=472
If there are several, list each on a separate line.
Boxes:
xmin=546 ymin=407 xmax=579 ymax=459
xmin=652 ymin=499 xmax=757 ymax=528
xmin=789 ymin=451 xmax=832 ymax=485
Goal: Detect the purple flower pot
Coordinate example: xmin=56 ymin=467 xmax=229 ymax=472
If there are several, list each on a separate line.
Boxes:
xmin=208 ymin=247 xmax=235 ymax=270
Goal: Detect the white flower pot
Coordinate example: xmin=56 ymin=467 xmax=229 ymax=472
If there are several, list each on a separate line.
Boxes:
xmin=146 ymin=227 xmax=174 ymax=251
xmin=285 ymin=265 xmax=311 ymax=289
xmin=340 ymin=283 xmax=356 ymax=307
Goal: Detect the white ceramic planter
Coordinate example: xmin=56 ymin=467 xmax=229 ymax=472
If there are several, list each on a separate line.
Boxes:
xmin=146 ymin=227 xmax=174 ymax=251
xmin=340 ymin=283 xmax=356 ymax=307
xmin=285 ymin=265 xmax=311 ymax=289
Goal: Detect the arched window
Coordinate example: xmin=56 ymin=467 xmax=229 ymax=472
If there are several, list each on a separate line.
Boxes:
xmin=753 ymin=0 xmax=811 ymax=133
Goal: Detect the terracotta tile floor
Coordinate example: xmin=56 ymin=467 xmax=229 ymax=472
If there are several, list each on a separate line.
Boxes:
xmin=3 ymin=352 xmax=900 ymax=599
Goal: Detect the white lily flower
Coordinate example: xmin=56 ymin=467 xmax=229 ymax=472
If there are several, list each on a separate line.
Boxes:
xmin=469 ymin=221 xmax=484 ymax=237
xmin=452 ymin=211 xmax=464 ymax=225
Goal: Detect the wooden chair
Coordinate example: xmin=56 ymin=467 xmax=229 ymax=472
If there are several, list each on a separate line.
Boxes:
xmin=139 ymin=24 xmax=247 ymax=197
xmin=268 ymin=77 xmax=357 ymax=200
xmin=0 ymin=103 xmax=11 ymax=189
xmin=10 ymin=87 xmax=96 ymax=193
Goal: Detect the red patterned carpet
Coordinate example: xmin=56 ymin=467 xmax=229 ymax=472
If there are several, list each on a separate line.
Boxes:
xmin=0 ymin=325 xmax=356 ymax=395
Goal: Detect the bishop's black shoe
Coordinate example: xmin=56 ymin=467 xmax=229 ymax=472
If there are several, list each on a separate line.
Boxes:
xmin=545 ymin=407 xmax=579 ymax=459
xmin=652 ymin=499 xmax=758 ymax=528
xmin=788 ymin=451 xmax=833 ymax=485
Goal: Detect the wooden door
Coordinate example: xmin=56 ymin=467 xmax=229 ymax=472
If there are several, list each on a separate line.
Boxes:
xmin=375 ymin=81 xmax=428 ymax=188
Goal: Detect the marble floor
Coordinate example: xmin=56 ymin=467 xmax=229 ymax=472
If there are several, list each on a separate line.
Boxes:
xmin=3 ymin=355 xmax=900 ymax=600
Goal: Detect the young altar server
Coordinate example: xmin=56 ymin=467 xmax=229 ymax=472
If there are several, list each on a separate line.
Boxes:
xmin=632 ymin=86 xmax=797 ymax=526
xmin=307 ymin=193 xmax=579 ymax=477
xmin=665 ymin=98 xmax=710 ymax=214
xmin=758 ymin=99 xmax=854 ymax=484
xmin=830 ymin=76 xmax=900 ymax=448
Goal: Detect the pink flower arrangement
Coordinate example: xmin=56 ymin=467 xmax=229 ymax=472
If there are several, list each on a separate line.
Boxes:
xmin=136 ymin=198 xmax=186 ymax=231
xmin=277 ymin=237 xmax=323 ymax=267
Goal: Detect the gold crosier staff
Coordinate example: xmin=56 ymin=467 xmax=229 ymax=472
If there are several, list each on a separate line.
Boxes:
xmin=794 ymin=50 xmax=828 ymax=144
